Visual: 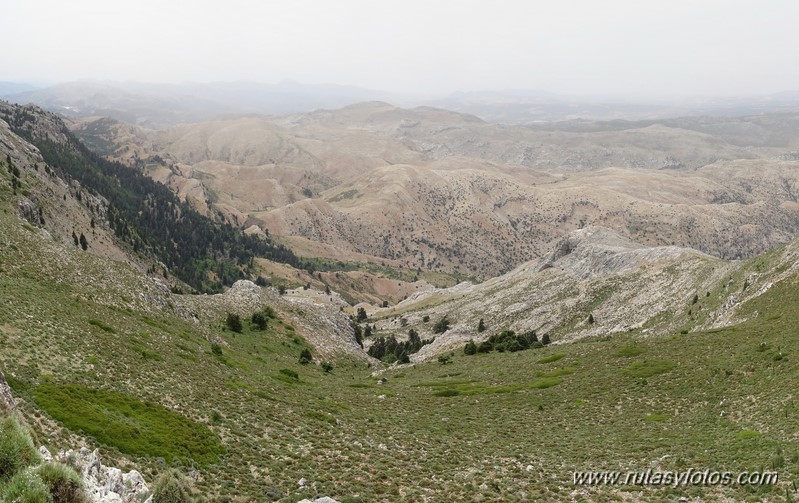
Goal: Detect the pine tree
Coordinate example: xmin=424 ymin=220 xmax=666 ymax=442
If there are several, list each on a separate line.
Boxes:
xmin=477 ymin=318 xmax=486 ymax=332
xmin=225 ymin=313 xmax=242 ymax=333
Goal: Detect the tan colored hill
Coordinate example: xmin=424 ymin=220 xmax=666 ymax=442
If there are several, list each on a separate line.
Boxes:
xmin=71 ymin=103 xmax=799 ymax=282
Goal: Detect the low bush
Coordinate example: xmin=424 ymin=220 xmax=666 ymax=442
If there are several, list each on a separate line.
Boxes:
xmin=36 ymin=462 xmax=86 ymax=503
xmin=434 ymin=389 xmax=460 ymax=397
xmin=279 ymin=369 xmax=299 ymax=380
xmin=0 ymin=417 xmax=40 ymax=481
xmin=152 ymin=469 xmax=193 ymax=503
xmin=2 ymin=469 xmax=50 ymax=503
xmin=32 ymin=383 xmax=223 ymax=466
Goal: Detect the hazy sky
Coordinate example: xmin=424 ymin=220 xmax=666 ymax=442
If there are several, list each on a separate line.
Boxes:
xmin=3 ymin=0 xmax=799 ymax=98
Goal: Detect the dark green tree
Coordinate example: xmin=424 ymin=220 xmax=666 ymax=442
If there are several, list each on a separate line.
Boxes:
xmin=432 ymin=316 xmax=450 ymax=334
xmin=225 ymin=313 xmax=242 ymax=333
xmin=353 ymin=324 xmax=363 ymax=348
xmin=251 ymin=312 xmax=267 ymax=330
xmin=464 ymin=340 xmax=477 ymax=355
xmin=477 ymin=318 xmax=486 ymax=333
xmin=79 ymin=233 xmax=88 ymax=251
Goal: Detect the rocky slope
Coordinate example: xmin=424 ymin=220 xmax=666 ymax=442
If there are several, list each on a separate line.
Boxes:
xmin=361 ymin=225 xmax=799 ymax=362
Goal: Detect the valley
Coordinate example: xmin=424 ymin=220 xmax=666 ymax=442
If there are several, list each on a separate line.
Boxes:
xmin=2 ymin=97 xmax=799 ymax=502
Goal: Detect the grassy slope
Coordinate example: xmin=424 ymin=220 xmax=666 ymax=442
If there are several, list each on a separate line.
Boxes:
xmin=4 ymin=176 xmax=799 ymax=501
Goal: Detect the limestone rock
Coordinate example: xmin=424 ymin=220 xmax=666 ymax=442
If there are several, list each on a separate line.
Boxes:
xmin=56 ymin=448 xmax=150 ymax=503
xmin=0 ymin=366 xmax=16 ymax=413
xmin=38 ymin=446 xmax=53 ymax=462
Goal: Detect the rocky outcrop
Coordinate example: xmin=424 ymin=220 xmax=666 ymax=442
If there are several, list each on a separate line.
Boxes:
xmin=538 ymin=226 xmax=710 ymax=279
xmin=51 ymin=447 xmax=150 ymax=503
xmin=17 ymin=196 xmax=41 ymax=226
xmin=0 ymin=366 xmax=16 ymax=413
xmin=298 ymin=498 xmax=341 ymax=503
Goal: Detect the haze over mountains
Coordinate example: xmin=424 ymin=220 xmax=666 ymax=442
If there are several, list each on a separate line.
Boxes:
xmin=7 ymin=80 xmax=799 ymax=128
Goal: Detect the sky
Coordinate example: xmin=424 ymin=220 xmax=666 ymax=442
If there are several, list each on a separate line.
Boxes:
xmin=3 ymin=0 xmax=799 ymax=99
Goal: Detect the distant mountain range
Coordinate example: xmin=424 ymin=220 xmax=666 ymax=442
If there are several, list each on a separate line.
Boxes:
xmin=5 ymin=80 xmax=799 ymax=127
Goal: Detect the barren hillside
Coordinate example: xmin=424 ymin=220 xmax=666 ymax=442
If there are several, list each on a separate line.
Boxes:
xmin=72 ymin=103 xmax=799 ymax=280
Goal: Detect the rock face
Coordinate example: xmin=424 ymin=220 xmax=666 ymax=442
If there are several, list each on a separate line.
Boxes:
xmin=52 ymin=447 xmax=150 ymax=503
xmin=0 ymin=366 xmax=16 ymax=413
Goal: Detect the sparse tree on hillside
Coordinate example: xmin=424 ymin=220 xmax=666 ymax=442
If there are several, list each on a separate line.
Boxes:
xmin=225 ymin=313 xmax=242 ymax=333
xmin=432 ymin=315 xmax=450 ymax=334
xmin=79 ymin=233 xmax=88 ymax=251
xmin=477 ymin=318 xmax=486 ymax=333
xmin=541 ymin=333 xmax=551 ymax=345
xmin=356 ymin=307 xmax=368 ymax=322
xmin=353 ymin=324 xmax=363 ymax=348
xmin=464 ymin=340 xmax=477 ymax=355
xmin=588 ymin=313 xmax=594 ymax=325
xmin=251 ymin=312 xmax=267 ymax=330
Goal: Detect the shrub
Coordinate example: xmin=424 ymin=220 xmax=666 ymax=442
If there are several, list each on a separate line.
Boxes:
xmin=321 ymin=362 xmax=334 ymax=373
xmin=464 ymin=340 xmax=477 ymax=355
xmin=432 ymin=316 xmax=450 ymax=334
xmin=434 ymin=389 xmax=460 ymax=397
xmin=736 ymin=430 xmax=761 ymax=440
xmin=537 ymin=353 xmax=565 ymax=364
xmin=31 ymin=384 xmax=223 ymax=466
xmin=356 ymin=307 xmax=367 ymax=322
xmin=617 ymin=344 xmax=645 ymax=357
xmin=88 ymin=319 xmax=115 ymax=333
xmin=279 ymin=369 xmax=299 ymax=380
xmin=0 ymin=417 xmax=41 ymax=481
xmin=437 ymin=354 xmax=452 ymax=365
xmin=623 ymin=360 xmax=676 ymax=378
xmin=299 ymin=349 xmax=312 ymax=364
xmin=477 ymin=318 xmax=486 ymax=333
xmin=152 ymin=469 xmax=193 ymax=503
xmin=422 ymin=315 xmax=430 ymax=323
xmin=225 ymin=313 xmax=242 ymax=333
xmin=251 ymin=312 xmax=267 ymax=331
xmin=477 ymin=341 xmax=493 ymax=353
xmin=210 ymin=343 xmax=223 ymax=357
xmin=2 ymin=470 xmax=50 ymax=503
xmin=36 ymin=462 xmax=86 ymax=503
xmin=353 ymin=324 xmax=363 ymax=348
